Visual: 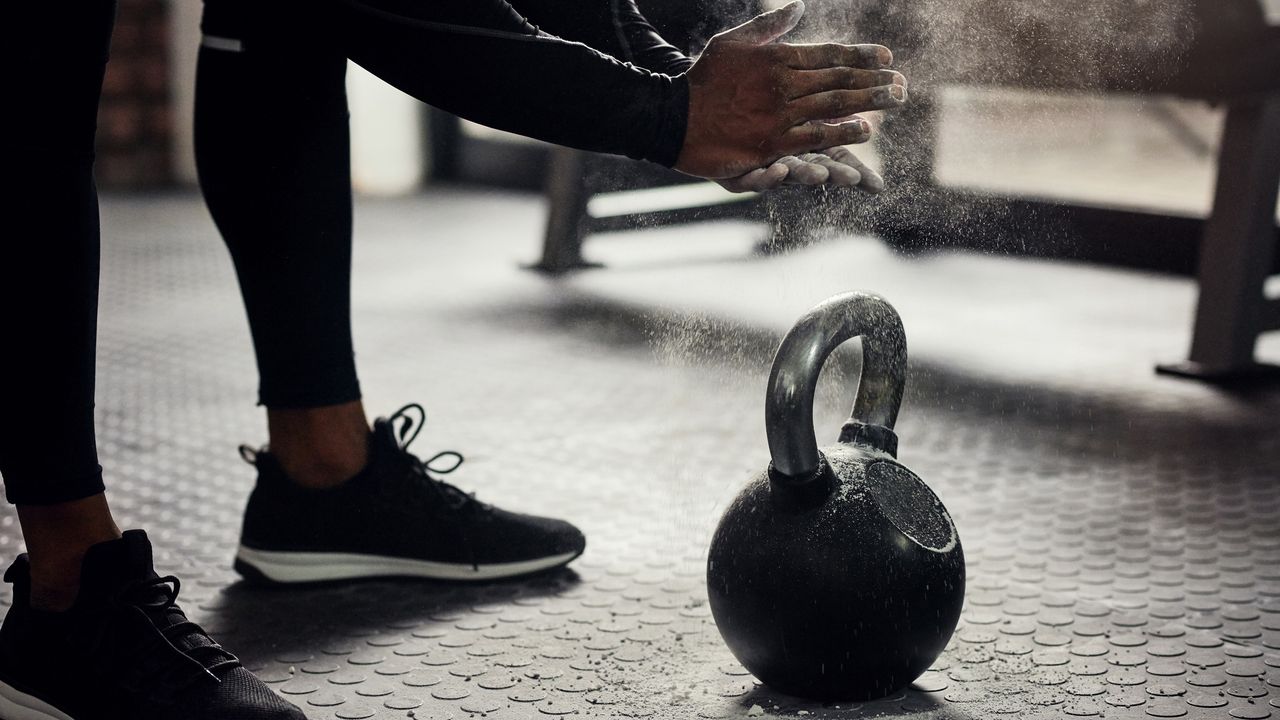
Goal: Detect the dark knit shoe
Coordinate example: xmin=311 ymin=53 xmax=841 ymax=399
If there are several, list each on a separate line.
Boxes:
xmin=0 ymin=530 xmax=305 ymax=720
xmin=234 ymin=403 xmax=586 ymax=583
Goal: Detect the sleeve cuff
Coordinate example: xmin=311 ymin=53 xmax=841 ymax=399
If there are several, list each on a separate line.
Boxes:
xmin=645 ymin=72 xmax=690 ymax=168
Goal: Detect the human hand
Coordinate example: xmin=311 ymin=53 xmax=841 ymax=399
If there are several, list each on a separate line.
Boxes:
xmin=716 ymin=146 xmax=884 ymax=193
xmin=675 ymin=0 xmax=906 ymax=180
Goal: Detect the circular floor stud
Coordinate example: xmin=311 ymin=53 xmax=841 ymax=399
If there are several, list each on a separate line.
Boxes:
xmin=382 ymin=696 xmax=422 ymax=710
xmin=1144 ymin=699 xmax=1187 ymax=718
xmin=1186 ymin=693 xmax=1229 ymax=708
xmin=1229 ymin=705 xmax=1273 ymax=719
xmin=310 ymin=690 xmax=353 ymax=708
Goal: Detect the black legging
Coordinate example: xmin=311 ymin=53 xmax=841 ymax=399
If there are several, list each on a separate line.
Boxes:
xmin=0 ymin=2 xmax=117 ymax=505
xmin=0 ymin=0 xmax=690 ymax=505
xmin=196 ymin=0 xmax=692 ymax=409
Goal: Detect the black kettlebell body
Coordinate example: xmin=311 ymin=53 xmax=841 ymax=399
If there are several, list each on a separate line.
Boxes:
xmin=707 ymin=292 xmax=965 ymax=701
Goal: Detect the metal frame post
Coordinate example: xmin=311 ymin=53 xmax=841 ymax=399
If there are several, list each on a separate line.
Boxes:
xmin=530 ymin=147 xmax=599 ymax=274
xmin=1159 ymin=96 xmax=1280 ymax=381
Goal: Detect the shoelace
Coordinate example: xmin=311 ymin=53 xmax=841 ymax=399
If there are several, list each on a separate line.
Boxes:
xmin=388 ymin=403 xmax=488 ymax=513
xmin=80 ymin=575 xmax=240 ymax=700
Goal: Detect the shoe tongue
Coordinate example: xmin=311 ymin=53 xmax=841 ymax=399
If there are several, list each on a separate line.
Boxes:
xmin=373 ymin=416 xmax=397 ymax=442
xmin=78 ymin=530 xmax=159 ymax=601
xmin=372 ymin=417 xmax=407 ymax=458
xmin=73 ymin=531 xmax=238 ymax=675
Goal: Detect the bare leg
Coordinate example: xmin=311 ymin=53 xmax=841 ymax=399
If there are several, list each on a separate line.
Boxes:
xmin=17 ymin=494 xmax=122 ymax=611
xmin=267 ymin=401 xmax=371 ymax=489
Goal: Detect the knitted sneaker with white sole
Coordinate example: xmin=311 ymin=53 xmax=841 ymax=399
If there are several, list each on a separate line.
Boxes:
xmin=234 ymin=403 xmax=586 ymax=584
xmin=0 ymin=530 xmax=305 ymax=720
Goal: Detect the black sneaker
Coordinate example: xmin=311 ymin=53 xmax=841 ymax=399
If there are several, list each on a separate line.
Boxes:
xmin=233 ymin=403 xmax=586 ymax=583
xmin=0 ymin=530 xmax=304 ymax=720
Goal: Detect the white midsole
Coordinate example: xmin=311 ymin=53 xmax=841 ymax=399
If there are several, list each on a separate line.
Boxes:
xmin=0 ymin=680 xmax=75 ymax=720
xmin=235 ymin=546 xmax=579 ymax=583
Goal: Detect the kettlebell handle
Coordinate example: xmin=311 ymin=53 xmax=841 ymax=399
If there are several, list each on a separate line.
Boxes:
xmin=766 ymin=292 xmax=907 ymax=479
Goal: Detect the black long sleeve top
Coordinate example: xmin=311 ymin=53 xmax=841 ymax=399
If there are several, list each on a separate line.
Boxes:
xmin=202 ymin=0 xmax=694 ymax=166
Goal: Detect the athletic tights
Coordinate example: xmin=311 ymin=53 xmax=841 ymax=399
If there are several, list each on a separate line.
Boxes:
xmin=0 ymin=0 xmax=691 ymax=505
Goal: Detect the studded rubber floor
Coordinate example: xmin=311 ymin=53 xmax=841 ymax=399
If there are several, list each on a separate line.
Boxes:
xmin=8 ymin=191 xmax=1278 ymax=720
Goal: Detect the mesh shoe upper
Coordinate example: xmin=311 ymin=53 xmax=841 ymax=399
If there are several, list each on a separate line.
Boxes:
xmin=0 ymin=530 xmax=304 ymax=720
xmin=239 ymin=403 xmax=586 ymax=570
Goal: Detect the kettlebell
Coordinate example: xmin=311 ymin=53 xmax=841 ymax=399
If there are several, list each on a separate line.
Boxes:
xmin=707 ymin=292 xmax=965 ymax=701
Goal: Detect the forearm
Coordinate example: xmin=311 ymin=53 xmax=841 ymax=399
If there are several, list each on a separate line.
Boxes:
xmin=507 ymin=0 xmax=693 ymax=75
xmin=339 ymin=0 xmax=688 ymax=165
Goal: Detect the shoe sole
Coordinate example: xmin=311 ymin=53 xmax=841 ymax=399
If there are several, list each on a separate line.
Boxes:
xmin=234 ymin=546 xmax=581 ymax=584
xmin=0 ymin=680 xmax=75 ymax=720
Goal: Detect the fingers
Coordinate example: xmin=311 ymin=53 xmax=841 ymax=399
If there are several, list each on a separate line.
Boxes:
xmin=716 ymin=0 xmax=805 ymax=46
xmin=788 ymin=85 xmax=906 ymax=124
xmin=794 ymin=153 xmax=859 ymax=186
xmin=778 ymin=120 xmax=871 ymax=156
xmin=786 ymin=68 xmax=905 ymax=100
xmin=777 ymin=42 xmax=892 ymax=70
xmin=778 ymin=155 xmax=829 ymax=184
xmin=717 ymin=162 xmax=789 ymax=193
xmin=721 ymin=147 xmax=881 ymax=193
xmin=824 ymin=146 xmax=884 ymax=193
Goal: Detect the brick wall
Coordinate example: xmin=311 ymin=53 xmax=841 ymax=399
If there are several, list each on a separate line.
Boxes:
xmin=97 ymin=0 xmax=172 ymax=189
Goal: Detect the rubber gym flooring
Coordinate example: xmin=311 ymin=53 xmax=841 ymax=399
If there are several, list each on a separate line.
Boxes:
xmin=6 ymin=189 xmax=1277 ymax=720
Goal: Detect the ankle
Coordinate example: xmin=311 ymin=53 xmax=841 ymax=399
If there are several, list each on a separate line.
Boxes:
xmin=17 ymin=494 xmax=123 ymax=612
xmin=267 ymin=401 xmax=371 ymax=489
xmin=272 ymin=449 xmax=369 ymax=489
xmin=28 ymin=559 xmax=87 ymax=612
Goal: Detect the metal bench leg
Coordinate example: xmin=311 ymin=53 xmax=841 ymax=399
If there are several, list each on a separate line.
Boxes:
xmin=530 ymin=147 xmax=601 ymax=274
xmin=1159 ymin=96 xmax=1280 ymax=381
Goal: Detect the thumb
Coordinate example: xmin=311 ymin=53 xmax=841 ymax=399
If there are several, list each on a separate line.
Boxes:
xmin=716 ymin=0 xmax=805 ymax=45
